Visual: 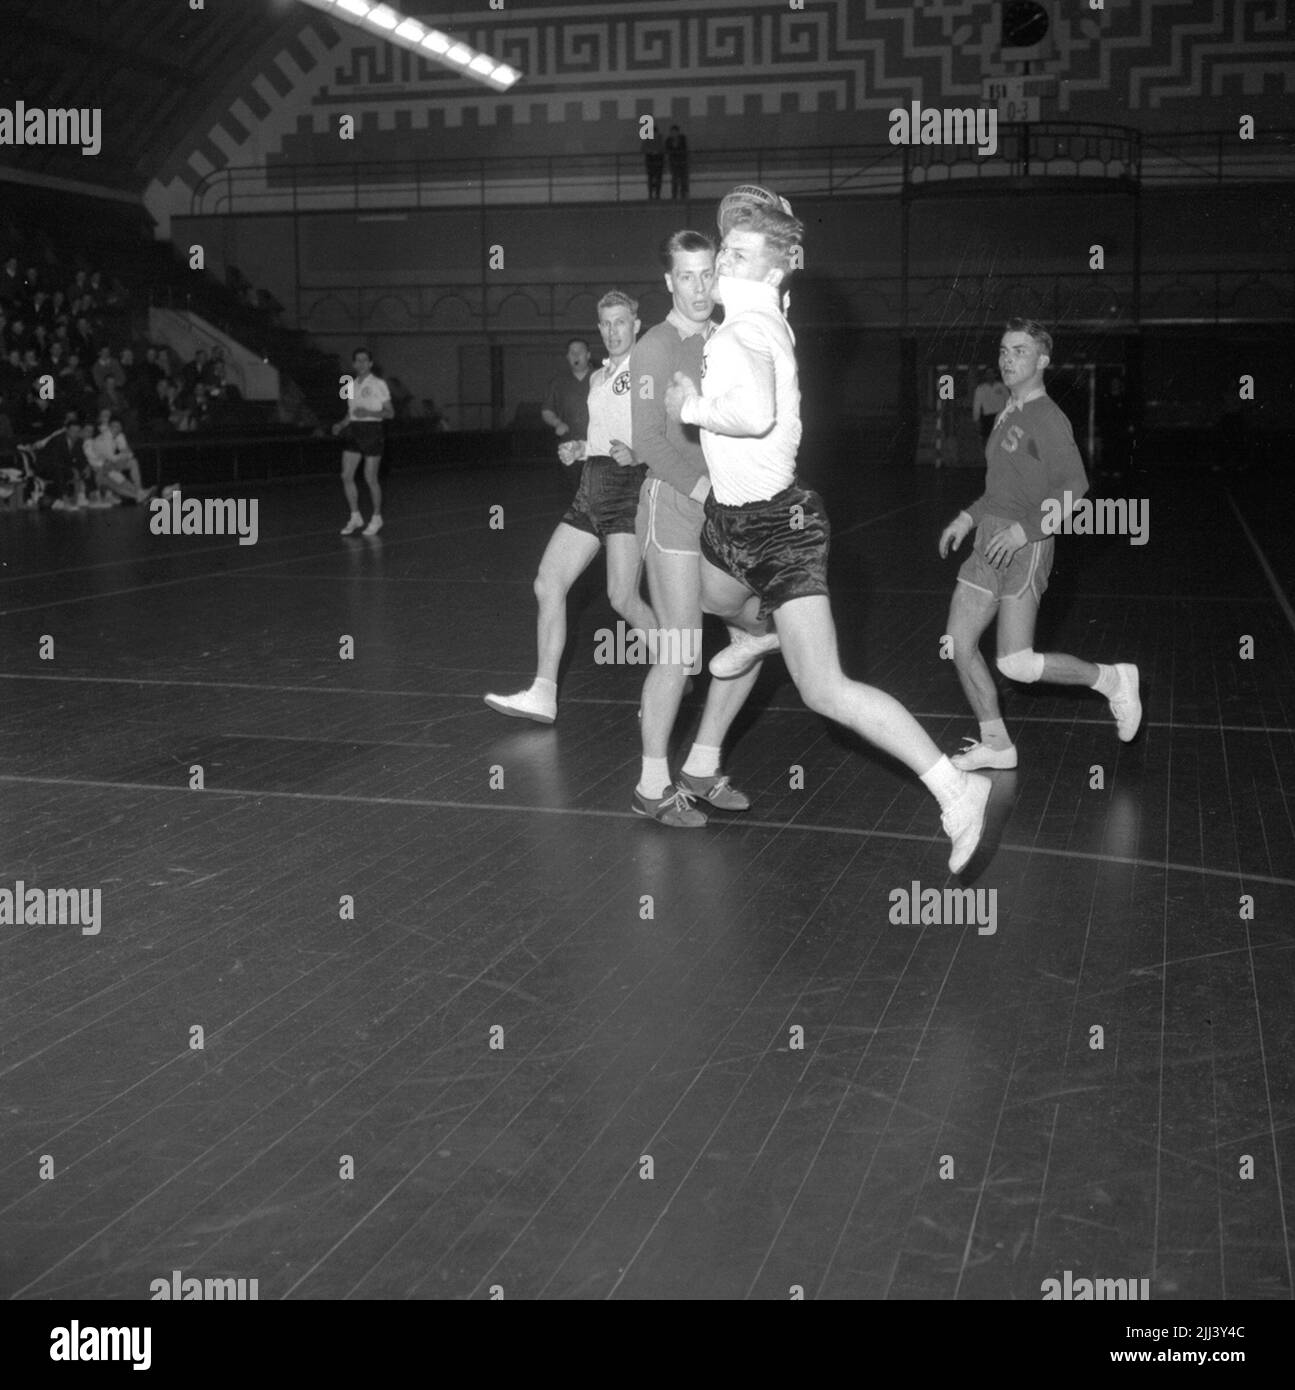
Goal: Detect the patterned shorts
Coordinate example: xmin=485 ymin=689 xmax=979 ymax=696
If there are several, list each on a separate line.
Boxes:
xmin=701 ymin=480 xmax=831 ymax=620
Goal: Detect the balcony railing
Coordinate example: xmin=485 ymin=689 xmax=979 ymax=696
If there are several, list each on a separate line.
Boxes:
xmin=294 ymin=267 xmax=1295 ymax=335
xmin=189 ymin=126 xmax=1295 ymax=217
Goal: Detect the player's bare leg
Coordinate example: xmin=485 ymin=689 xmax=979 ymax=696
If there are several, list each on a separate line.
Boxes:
xmin=773 ymin=594 xmax=990 ymax=872
xmin=604 ymin=532 xmax=657 ymax=642
xmin=946 ymin=581 xmax=1016 ymax=769
xmin=361 ymin=455 xmax=383 ymax=534
xmin=484 ymin=521 xmax=600 ymax=723
xmin=999 ymin=592 xmax=1142 ymax=742
xmin=340 ymin=450 xmax=363 ymax=534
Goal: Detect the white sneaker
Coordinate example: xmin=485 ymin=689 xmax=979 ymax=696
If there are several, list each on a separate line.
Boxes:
xmin=483 ymin=686 xmax=557 ymax=724
xmin=340 ymin=515 xmax=364 ymax=535
xmin=709 ymin=630 xmax=781 ymax=679
xmin=942 ymin=772 xmax=992 ymax=874
xmin=362 ymin=515 xmax=384 ymax=536
xmin=951 ymin=739 xmax=1017 ymax=771
xmin=1109 ymin=663 xmax=1142 ymax=742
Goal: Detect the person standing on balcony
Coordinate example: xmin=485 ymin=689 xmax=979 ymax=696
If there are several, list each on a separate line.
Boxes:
xmin=665 ymin=125 xmax=689 ymax=200
xmin=643 ymin=128 xmax=665 ymax=198
xmin=333 ymin=346 xmax=393 ymax=537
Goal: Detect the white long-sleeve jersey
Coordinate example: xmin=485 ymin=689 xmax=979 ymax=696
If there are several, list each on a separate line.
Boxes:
xmin=679 ymin=276 xmax=801 ymax=504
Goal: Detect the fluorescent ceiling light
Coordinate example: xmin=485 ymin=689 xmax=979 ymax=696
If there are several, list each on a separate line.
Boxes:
xmin=298 ymin=0 xmax=523 ymax=90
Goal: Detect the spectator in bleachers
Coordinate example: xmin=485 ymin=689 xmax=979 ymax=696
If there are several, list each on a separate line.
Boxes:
xmin=182 ymin=348 xmax=210 ymax=394
xmin=92 ymin=345 xmax=126 ymax=410
xmin=73 ymin=314 xmax=96 ymax=357
xmin=207 ymin=359 xmax=242 ymax=407
xmin=0 ymin=348 xmax=24 ymax=400
xmin=190 ymin=383 xmax=213 ymax=430
xmin=118 ymin=347 xmax=150 ymax=426
xmin=30 ymin=413 xmax=91 ymax=510
xmin=0 ymin=257 xmax=21 ymax=307
xmin=0 ymin=392 xmax=15 ymax=460
xmin=58 ymin=351 xmax=94 ymax=415
xmin=142 ymin=345 xmax=166 ymax=390
xmin=158 ymin=378 xmax=193 ymax=433
xmin=21 ymin=388 xmax=60 ymax=437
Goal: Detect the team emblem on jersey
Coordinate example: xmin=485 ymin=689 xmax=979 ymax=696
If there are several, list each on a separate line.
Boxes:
xmin=612 ymin=370 xmax=631 ymax=395
xmin=1002 ymin=424 xmax=1025 ymax=453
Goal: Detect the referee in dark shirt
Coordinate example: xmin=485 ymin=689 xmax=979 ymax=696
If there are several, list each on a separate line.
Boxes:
xmin=541 ymin=337 xmax=592 ymax=445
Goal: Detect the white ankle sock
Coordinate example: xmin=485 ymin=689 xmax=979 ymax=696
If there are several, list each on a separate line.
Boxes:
xmin=920 ymin=755 xmax=966 ymax=812
xmin=532 ymin=677 xmax=557 ymax=697
xmin=637 ymin=756 xmax=671 ymax=799
xmin=979 ymin=718 xmax=1011 ymax=748
xmin=682 ymin=743 xmax=721 ymax=778
xmin=1091 ymin=664 xmax=1119 ymax=697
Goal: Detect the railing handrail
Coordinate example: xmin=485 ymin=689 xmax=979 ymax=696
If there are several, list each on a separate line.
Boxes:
xmin=189 ymin=124 xmax=1295 ymax=215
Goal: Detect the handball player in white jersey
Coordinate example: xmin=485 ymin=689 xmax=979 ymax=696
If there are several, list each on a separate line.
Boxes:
xmin=485 ymin=291 xmax=657 ymax=724
xmin=665 ymin=201 xmax=991 ymax=872
xmin=333 ymin=346 xmax=392 ymax=536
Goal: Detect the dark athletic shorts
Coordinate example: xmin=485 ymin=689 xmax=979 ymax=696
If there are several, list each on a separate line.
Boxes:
xmin=561 ymin=456 xmax=647 ymax=538
xmin=701 ymin=480 xmax=831 ymax=620
xmin=341 ymin=421 xmax=385 ymax=458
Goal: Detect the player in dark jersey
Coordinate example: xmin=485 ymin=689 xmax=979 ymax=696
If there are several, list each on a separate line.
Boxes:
xmin=938 ymin=319 xmax=1142 ymax=769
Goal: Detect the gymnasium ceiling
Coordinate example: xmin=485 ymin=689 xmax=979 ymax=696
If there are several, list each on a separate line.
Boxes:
xmin=1 ymin=0 xmax=583 ymax=191
xmin=2 ymin=1 xmax=1292 ymax=196
xmin=0 ymin=0 xmax=315 ymax=190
